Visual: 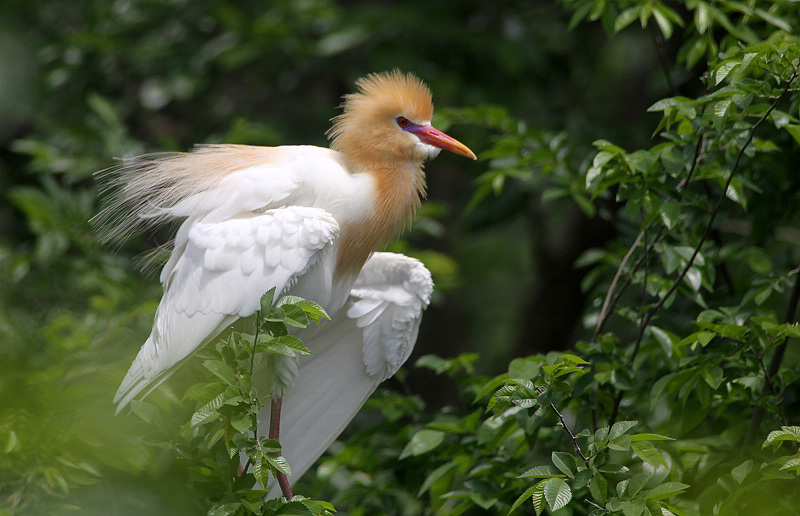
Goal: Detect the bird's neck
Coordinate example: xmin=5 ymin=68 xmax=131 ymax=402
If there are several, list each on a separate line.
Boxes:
xmin=335 ymin=162 xmax=426 ymax=279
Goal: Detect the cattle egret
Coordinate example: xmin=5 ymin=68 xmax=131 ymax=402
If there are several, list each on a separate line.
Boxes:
xmin=93 ymin=70 xmax=476 ymax=498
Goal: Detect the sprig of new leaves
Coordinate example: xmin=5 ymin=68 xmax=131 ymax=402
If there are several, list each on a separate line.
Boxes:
xmin=483 ymin=355 xmax=686 ymax=516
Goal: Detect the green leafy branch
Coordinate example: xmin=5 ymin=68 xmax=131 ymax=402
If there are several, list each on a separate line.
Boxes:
xmin=130 ymin=290 xmax=335 ymax=516
xmin=605 ymin=49 xmax=799 ymax=426
xmin=483 ymin=355 xmax=687 ymax=515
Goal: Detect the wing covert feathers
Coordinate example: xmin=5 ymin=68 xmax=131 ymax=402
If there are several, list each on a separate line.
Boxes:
xmin=113 ymin=207 xmax=340 ymax=411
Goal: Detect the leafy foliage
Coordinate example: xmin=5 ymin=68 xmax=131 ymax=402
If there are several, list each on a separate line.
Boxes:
xmin=4 ymin=0 xmax=800 ymax=515
xmin=130 ymin=290 xmax=334 ymax=516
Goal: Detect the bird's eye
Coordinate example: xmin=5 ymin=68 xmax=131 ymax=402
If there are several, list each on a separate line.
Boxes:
xmin=396 ymin=116 xmax=410 ymax=128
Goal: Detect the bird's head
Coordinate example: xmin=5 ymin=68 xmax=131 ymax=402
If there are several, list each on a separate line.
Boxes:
xmin=328 ymin=70 xmax=476 ymax=170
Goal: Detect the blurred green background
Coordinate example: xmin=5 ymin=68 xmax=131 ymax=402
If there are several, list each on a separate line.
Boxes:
xmin=0 ymin=0 xmax=768 ymax=514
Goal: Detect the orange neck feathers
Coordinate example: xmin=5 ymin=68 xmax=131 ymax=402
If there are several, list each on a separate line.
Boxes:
xmin=328 ymin=71 xmax=434 ymax=278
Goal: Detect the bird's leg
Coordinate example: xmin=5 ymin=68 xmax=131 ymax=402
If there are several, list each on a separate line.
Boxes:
xmin=270 ymin=396 xmax=293 ymax=499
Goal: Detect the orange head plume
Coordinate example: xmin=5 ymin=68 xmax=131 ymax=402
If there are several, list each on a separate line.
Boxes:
xmin=328 ymin=70 xmax=476 ymax=170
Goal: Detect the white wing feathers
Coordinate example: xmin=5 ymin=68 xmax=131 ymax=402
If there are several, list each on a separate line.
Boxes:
xmin=350 ymin=252 xmax=434 ymax=381
xmin=113 ymin=207 xmax=340 ymax=410
xmin=266 ymin=252 xmax=433 ymax=497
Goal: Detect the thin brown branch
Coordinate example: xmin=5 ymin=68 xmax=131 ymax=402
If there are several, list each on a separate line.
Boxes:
xmin=649 ymin=24 xmax=677 ymax=96
xmin=592 ymin=228 xmax=647 ymax=342
xmin=538 ymin=386 xmax=591 ymax=468
xmin=676 ymin=133 xmax=706 ymax=191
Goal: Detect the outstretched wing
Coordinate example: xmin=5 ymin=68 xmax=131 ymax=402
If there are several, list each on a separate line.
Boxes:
xmin=265 ymin=252 xmax=433 ymax=497
xmin=114 ymin=206 xmax=340 ymax=410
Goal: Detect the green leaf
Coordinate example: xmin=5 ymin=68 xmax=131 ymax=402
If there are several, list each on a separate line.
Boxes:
xmin=418 ymin=461 xmax=458 ymax=496
xmin=608 ymin=436 xmax=632 ymax=451
xmin=649 ymin=375 xmax=674 ymax=412
xmin=282 ymin=304 xmax=310 ymax=328
xmin=230 ymin=414 xmax=252 ymax=433
xmin=260 ymin=288 xmax=277 ymax=311
xmin=659 ymin=201 xmax=681 ymax=230
xmin=701 ymin=365 xmax=723 ymax=390
xmin=715 ymin=61 xmax=740 ymax=85
xmin=203 ymin=360 xmax=237 ymax=387
xmin=609 ymin=420 xmax=638 ymax=441
xmin=508 ymin=357 xmax=541 ymax=379
xmin=297 ymin=300 xmax=331 ymax=325
xmin=731 ymin=460 xmax=752 ymax=483
xmin=4 ymin=430 xmax=18 ymax=453
xmin=614 ymin=6 xmax=641 ymax=32
xmin=779 ymin=456 xmax=800 ymax=471
xmin=649 ymin=326 xmax=677 ymax=358
xmin=590 ymin=475 xmax=608 ymax=504
xmin=183 ymin=380 xmax=227 ymax=404
xmin=191 ymin=393 xmax=224 ymax=427
xmin=714 ymin=99 xmax=732 ymax=119
xmin=209 ymin=503 xmax=242 ymax=516
xmin=508 ymin=484 xmax=540 ymax=515
xmin=265 ymin=454 xmax=292 ymax=476
xmin=631 ymin=433 xmax=675 ymax=442
xmin=640 ymin=482 xmax=690 ymax=500
xmin=519 ymin=465 xmax=564 ymax=479
xmin=551 ymin=451 xmax=577 ymax=478
xmin=561 ymin=353 xmax=590 ymax=365
xmin=625 ymin=471 xmax=652 ymax=497
xmin=263 ymin=306 xmax=286 ymax=323
xmin=695 ymin=1 xmax=710 ymax=34
xmin=652 ymin=5 xmax=674 ymax=39
xmin=399 ymin=429 xmax=445 ymax=459
xmin=631 ymin=440 xmax=666 ymax=468
xmin=253 ymin=458 xmax=270 ymax=489
xmin=274 ymin=501 xmax=315 ymax=515
xmin=763 ymin=426 xmax=800 ymax=448
xmin=621 ymin=500 xmax=646 ymax=516
xmin=785 ymin=125 xmax=800 ymax=146
xmin=259 ymin=335 xmax=313 ymax=358
xmin=543 ymin=477 xmax=572 ymax=511
xmin=531 ymin=480 xmax=547 ymax=516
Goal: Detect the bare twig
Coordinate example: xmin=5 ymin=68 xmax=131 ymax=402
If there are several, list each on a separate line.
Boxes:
xmin=586 ymin=499 xmax=604 ymax=510
xmin=538 ymin=386 xmax=591 ymax=468
xmin=676 ymin=134 xmax=706 ymax=191
xmin=592 ymin=228 xmax=647 ymax=342
xmin=250 ymin=310 xmax=261 ymax=375
xmin=649 ymin=24 xmax=677 ymax=96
